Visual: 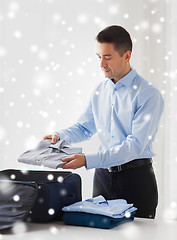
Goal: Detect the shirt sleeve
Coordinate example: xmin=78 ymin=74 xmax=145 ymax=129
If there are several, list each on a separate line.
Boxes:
xmin=85 ymin=90 xmax=164 ymax=169
xmin=56 ymin=99 xmax=97 ymax=144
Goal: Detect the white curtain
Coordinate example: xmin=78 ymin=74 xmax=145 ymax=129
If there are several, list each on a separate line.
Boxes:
xmin=0 ymin=0 xmax=176 ymax=220
xmin=162 ymin=0 xmax=177 ymax=219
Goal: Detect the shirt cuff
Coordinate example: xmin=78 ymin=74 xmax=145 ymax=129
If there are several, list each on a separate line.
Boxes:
xmin=85 ymin=153 xmax=99 ymax=170
xmin=56 ymin=130 xmax=71 ymax=144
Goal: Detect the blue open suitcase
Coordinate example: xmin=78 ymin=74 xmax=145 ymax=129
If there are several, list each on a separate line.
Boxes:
xmin=0 ymin=169 xmax=82 ymax=232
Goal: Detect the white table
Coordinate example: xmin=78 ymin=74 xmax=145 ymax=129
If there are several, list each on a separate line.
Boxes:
xmin=1 ymin=218 xmax=176 ymax=240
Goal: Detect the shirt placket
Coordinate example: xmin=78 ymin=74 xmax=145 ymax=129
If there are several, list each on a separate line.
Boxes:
xmin=110 ymin=86 xmax=117 ymax=143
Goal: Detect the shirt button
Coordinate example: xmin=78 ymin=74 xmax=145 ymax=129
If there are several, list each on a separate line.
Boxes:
xmin=112 ymin=136 xmax=114 ymax=138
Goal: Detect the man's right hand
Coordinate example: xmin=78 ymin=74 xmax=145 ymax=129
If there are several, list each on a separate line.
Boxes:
xmin=43 ymin=133 xmax=60 ymax=144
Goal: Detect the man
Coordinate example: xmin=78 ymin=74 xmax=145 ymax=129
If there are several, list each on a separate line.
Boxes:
xmin=43 ymin=25 xmax=164 ymax=218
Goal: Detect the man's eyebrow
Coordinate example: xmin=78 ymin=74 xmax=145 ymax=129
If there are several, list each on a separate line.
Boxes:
xmin=96 ymin=53 xmax=112 ymax=57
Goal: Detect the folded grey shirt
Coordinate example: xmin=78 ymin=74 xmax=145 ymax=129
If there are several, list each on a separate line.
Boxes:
xmin=17 ymin=139 xmax=82 ymax=169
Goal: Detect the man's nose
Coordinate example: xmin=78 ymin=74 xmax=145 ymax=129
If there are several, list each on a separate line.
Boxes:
xmin=100 ymin=58 xmax=107 ymax=68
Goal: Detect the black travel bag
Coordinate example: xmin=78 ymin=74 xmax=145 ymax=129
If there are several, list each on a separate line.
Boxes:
xmin=0 ymin=169 xmax=82 ymax=232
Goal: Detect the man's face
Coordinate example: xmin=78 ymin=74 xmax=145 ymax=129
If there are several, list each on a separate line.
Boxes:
xmin=96 ymin=42 xmax=131 ymax=82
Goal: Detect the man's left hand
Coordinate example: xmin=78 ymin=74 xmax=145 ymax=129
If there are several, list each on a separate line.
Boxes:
xmin=60 ymin=154 xmax=86 ymax=170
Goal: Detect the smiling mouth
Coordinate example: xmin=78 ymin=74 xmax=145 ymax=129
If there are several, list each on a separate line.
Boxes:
xmin=103 ymin=69 xmax=111 ymax=73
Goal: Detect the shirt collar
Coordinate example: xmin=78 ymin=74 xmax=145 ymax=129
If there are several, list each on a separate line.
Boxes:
xmin=109 ymin=67 xmax=138 ymax=88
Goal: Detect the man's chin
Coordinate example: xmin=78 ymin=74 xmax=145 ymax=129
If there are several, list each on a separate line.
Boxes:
xmin=105 ymin=74 xmax=113 ymax=79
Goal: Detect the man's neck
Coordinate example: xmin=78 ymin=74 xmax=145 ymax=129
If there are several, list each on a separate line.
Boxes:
xmin=113 ymin=65 xmax=131 ymax=84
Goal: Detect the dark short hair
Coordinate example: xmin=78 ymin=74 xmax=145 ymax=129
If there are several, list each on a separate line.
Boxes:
xmin=96 ymin=25 xmax=132 ymax=56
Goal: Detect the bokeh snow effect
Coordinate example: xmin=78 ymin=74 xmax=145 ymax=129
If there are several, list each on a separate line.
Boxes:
xmin=0 ymin=0 xmax=177 ymax=220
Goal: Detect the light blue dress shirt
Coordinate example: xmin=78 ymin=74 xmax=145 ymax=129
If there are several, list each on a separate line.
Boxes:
xmin=57 ymin=68 xmax=164 ymax=170
xmin=62 ymin=195 xmax=137 ymax=218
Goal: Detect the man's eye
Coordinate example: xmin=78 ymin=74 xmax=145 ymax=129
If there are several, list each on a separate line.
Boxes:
xmin=97 ymin=56 xmax=111 ymax=60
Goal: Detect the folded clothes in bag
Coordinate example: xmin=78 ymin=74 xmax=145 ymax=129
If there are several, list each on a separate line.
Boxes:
xmin=0 ymin=169 xmax=82 ymax=232
xmin=62 ymin=195 xmax=137 ymax=229
xmin=17 ymin=139 xmax=82 ymax=169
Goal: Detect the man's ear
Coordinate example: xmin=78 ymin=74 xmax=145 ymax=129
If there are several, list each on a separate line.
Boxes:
xmin=124 ymin=51 xmax=131 ymax=62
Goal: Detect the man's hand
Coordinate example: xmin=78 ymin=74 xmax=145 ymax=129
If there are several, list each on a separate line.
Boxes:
xmin=43 ymin=133 xmax=60 ymax=144
xmin=60 ymin=154 xmax=86 ymax=170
